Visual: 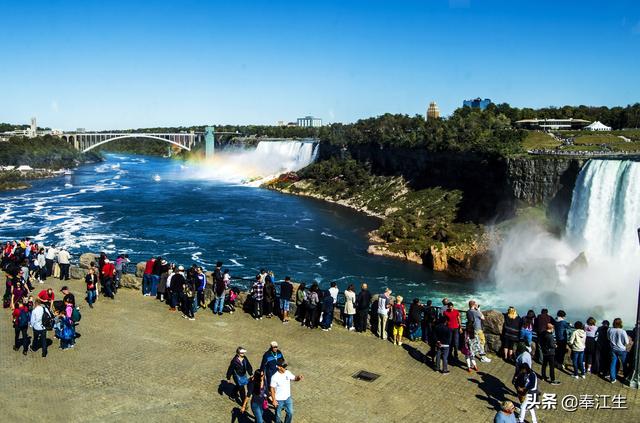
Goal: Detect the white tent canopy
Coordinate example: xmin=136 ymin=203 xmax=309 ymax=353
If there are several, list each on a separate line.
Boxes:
xmin=584 ymin=121 xmax=611 ymax=131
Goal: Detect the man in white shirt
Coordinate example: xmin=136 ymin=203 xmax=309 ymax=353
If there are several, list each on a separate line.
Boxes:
xmin=57 ymin=246 xmax=71 ymax=281
xmin=45 ymin=246 xmax=57 ymax=277
xmin=29 ymin=298 xmax=50 ymax=357
xmin=270 ymin=358 xmax=303 ymax=423
xmin=328 ymin=282 xmax=339 ymax=304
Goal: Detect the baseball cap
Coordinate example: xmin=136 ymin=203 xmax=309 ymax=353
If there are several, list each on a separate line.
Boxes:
xmin=270 ymin=341 xmax=278 ymax=348
xmin=276 ymin=358 xmax=287 ymax=368
xmin=60 ymin=286 xmax=69 ymax=292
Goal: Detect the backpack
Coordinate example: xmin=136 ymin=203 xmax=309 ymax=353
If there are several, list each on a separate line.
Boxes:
xmin=71 ymin=307 xmax=82 ymax=323
xmin=17 ymin=309 xmax=30 ymax=328
xmin=42 ymin=307 xmax=54 ymax=330
xmin=394 ymin=305 xmax=404 ymax=325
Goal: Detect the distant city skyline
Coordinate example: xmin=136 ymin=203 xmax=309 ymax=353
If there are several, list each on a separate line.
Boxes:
xmin=1 ymin=0 xmax=639 ymax=130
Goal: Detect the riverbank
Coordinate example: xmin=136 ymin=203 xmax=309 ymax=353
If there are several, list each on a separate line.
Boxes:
xmin=262 ymin=160 xmax=491 ymax=280
xmin=0 ymin=169 xmax=66 ymax=191
xmin=2 ymin=274 xmax=636 ymax=422
xmin=0 ymin=135 xmax=102 ymax=192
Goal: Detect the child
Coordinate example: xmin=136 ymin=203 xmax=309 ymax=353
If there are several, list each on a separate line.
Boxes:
xmin=226 ymin=289 xmax=238 ymax=314
xmin=461 ymin=330 xmax=478 ymax=372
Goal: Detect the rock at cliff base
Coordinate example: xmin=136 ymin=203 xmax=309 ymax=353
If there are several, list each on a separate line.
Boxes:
xmin=567 ymin=252 xmax=588 ymax=276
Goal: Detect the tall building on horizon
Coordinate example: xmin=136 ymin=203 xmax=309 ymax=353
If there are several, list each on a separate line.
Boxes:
xmin=463 ymin=97 xmax=492 ymax=110
xmin=426 ymin=101 xmax=440 ymax=120
xmin=28 ymin=117 xmax=37 ymax=137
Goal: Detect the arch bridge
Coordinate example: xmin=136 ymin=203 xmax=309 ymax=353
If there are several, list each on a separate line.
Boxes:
xmin=62 ymin=132 xmax=199 ymax=152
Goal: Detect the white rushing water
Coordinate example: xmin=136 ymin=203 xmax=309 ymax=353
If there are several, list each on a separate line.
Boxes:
xmin=185 ymin=140 xmax=319 ymax=183
xmin=566 ymin=159 xmax=640 ymax=262
xmin=493 ymin=159 xmax=640 ymax=321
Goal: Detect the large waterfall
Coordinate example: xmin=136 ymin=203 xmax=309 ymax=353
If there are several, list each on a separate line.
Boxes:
xmin=492 ymin=159 xmax=640 ymax=321
xmin=185 ymin=140 xmax=318 ymax=183
xmin=566 ymin=159 xmax=640 ymax=262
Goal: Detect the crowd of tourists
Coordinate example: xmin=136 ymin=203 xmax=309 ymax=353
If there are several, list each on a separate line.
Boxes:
xmin=2 ymin=239 xmax=82 ymax=356
xmin=3 ymin=240 xmax=637 ymax=423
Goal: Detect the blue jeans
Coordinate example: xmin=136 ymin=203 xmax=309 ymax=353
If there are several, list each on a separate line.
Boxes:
xmin=192 ymin=297 xmax=198 ymax=314
xmin=345 ymin=314 xmax=354 ymax=328
xmin=150 ymin=275 xmax=159 ymax=296
xmin=280 ymin=299 xmax=290 ymax=312
xmin=250 ymin=400 xmax=264 ymax=423
xmin=275 ymin=397 xmax=294 ymax=423
xmin=214 ymin=296 xmax=225 ymax=314
xmin=142 ymin=274 xmax=152 ymax=295
xmin=87 ymin=290 xmax=96 ymax=305
xmin=571 ymin=351 xmax=585 ymax=376
xmin=322 ymin=307 xmax=334 ymax=328
xmin=436 ymin=346 xmax=450 ymax=372
xmin=610 ymin=350 xmax=627 ymax=381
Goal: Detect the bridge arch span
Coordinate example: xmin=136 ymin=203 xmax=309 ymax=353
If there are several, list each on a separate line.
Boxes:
xmin=80 ymin=134 xmax=191 ymax=153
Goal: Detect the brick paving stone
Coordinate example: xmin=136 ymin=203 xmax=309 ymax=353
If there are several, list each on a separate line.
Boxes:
xmin=1 ymin=277 xmax=638 ymax=422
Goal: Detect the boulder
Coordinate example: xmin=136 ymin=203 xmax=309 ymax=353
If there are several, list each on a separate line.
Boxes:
xmin=135 ymin=262 xmax=146 ymax=278
xmin=79 ymin=253 xmax=97 ymax=269
xmin=120 ymin=274 xmax=142 ymax=290
xmin=70 ymin=266 xmax=87 ymax=280
xmin=482 ymin=309 xmax=505 ymax=354
xmin=483 ymin=309 xmax=504 ymax=337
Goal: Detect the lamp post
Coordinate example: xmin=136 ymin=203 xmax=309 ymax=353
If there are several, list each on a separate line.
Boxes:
xmin=630 ymin=227 xmax=640 ymax=389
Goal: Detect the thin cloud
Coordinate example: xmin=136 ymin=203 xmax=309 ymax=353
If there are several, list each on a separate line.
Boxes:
xmin=51 ymin=100 xmax=59 ymax=112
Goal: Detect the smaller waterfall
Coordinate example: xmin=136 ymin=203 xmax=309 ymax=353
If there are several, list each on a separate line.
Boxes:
xmin=253 ymin=140 xmax=318 ymax=173
xmin=186 ymin=140 xmax=318 ymax=183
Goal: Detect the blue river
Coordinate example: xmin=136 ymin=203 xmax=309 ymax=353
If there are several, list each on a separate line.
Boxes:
xmin=0 ymin=154 xmax=500 ymax=306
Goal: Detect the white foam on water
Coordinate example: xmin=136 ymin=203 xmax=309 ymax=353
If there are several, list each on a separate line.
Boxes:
xmin=320 ymin=231 xmax=338 ymax=239
xmin=294 ymin=244 xmax=308 ymax=251
xmin=228 ymin=258 xmax=244 ymax=267
xmin=314 ymin=256 xmax=328 ymax=266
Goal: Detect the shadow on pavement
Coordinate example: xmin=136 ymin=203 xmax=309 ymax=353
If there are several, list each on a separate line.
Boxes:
xmin=472 ymin=371 xmax=516 ymax=411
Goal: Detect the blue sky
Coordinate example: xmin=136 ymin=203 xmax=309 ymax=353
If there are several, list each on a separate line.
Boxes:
xmin=1 ymin=0 xmax=638 ymax=130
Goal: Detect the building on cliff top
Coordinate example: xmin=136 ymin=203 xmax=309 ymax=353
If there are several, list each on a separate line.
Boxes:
xmin=426 ymin=101 xmax=440 ymax=120
xmin=515 ymin=118 xmax=590 ymax=130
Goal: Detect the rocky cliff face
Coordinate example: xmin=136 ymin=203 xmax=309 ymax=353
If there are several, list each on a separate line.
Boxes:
xmin=319 ymin=143 xmax=584 ymax=226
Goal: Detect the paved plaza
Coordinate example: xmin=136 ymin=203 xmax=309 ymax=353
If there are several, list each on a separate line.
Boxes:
xmin=1 ymin=277 xmax=638 ymax=422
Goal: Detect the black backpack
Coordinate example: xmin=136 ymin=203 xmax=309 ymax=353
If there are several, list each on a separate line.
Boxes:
xmin=41 ymin=307 xmax=54 ymax=330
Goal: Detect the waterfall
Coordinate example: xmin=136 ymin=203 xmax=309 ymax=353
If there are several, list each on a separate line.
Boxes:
xmin=566 ymin=159 xmax=640 ymax=262
xmin=492 ymin=159 xmax=640 ymax=321
xmin=185 ymin=140 xmax=318 ymax=183
xmin=253 ymin=140 xmax=319 ymax=173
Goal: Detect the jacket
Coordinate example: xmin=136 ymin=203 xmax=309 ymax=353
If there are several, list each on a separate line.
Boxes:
xmin=539 ymin=330 xmax=556 ymax=356
xmin=226 ymin=356 xmax=253 ymax=382
xmin=356 ymin=289 xmax=371 ymax=311
xmin=568 ymin=329 xmax=586 ymax=352
xmin=343 ymin=290 xmax=356 ymax=315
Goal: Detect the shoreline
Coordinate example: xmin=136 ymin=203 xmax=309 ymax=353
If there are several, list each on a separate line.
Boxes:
xmin=263 ymin=181 xmax=492 ymax=279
